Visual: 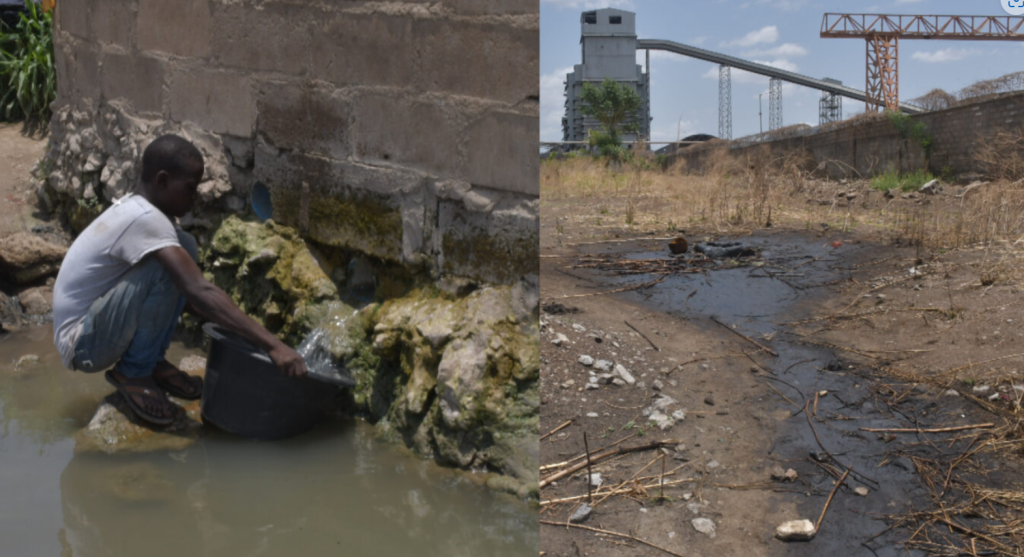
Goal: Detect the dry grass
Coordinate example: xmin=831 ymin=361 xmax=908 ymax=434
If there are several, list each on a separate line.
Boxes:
xmin=542 ymin=134 xmax=1024 ymax=252
xmin=542 ymin=146 xmax=816 ymax=234
xmin=975 ymin=125 xmax=1024 ymax=183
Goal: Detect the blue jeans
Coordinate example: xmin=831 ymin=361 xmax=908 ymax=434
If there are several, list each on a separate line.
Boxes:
xmin=72 ymin=230 xmax=198 ymax=378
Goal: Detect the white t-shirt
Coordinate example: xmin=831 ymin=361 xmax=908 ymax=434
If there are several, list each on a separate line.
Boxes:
xmin=52 ymin=194 xmax=182 ymax=369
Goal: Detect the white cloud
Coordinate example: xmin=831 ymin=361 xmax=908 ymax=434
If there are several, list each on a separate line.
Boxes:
xmin=541 ymin=0 xmax=634 ymax=9
xmin=723 ymin=26 xmax=779 ymax=48
xmin=690 ymin=37 xmax=708 ymax=46
xmin=911 ymin=48 xmax=979 ymax=63
xmin=742 ymin=43 xmax=808 ymax=58
xmin=540 ymin=66 xmax=574 ymax=141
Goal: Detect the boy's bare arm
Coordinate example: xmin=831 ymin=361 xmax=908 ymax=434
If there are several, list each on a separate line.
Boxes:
xmin=153 ymin=246 xmax=307 ymax=377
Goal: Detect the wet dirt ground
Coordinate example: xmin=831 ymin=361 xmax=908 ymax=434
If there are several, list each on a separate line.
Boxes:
xmin=0 ymin=326 xmax=538 ymax=557
xmin=0 ymin=123 xmax=47 ymax=237
xmin=540 ymin=217 xmax=1024 ymax=556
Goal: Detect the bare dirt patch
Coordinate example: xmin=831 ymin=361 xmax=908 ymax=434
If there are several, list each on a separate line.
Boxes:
xmin=0 ymin=123 xmax=48 ymax=237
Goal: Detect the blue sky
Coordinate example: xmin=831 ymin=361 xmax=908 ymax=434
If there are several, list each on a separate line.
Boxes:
xmin=541 ymin=0 xmax=1024 ymax=142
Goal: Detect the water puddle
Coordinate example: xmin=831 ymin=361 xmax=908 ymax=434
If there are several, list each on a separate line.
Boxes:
xmin=0 ymin=326 xmax=537 ymax=557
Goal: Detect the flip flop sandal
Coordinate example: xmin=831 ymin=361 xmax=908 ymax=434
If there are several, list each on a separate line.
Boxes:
xmin=104 ymin=370 xmax=177 ymax=426
xmin=152 ymin=368 xmax=204 ymax=400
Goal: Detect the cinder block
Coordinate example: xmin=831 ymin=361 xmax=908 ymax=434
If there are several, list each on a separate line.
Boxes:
xmin=54 ymin=42 xmax=73 ymax=106
xmin=308 ymin=13 xmax=415 ymax=87
xmin=253 ymin=145 xmax=408 ymax=261
xmin=437 ymin=194 xmax=538 ymax=284
xmin=169 ymin=69 xmax=255 ymax=136
xmin=413 ymin=19 xmax=538 ymax=104
xmin=464 ymin=109 xmax=538 ymax=195
xmin=256 ymin=84 xmax=350 ymax=161
xmin=446 ymin=0 xmax=536 ymax=15
xmin=138 ymin=0 xmax=211 ymax=58
xmin=92 ymin=0 xmax=134 ymax=47
xmin=71 ymin=44 xmax=102 ymax=105
xmin=212 ymin=1 xmax=312 ymax=76
xmin=56 ymin=0 xmax=90 ymax=39
xmin=101 ymin=52 xmax=164 ymax=114
xmin=351 ymin=93 xmax=460 ymax=177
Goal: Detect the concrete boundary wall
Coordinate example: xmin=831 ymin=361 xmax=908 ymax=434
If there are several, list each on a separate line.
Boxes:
xmin=46 ymin=0 xmax=539 ymax=285
xmin=672 ymin=93 xmax=1024 ymax=179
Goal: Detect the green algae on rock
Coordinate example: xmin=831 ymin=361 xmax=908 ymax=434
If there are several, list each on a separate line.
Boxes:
xmin=75 ymin=394 xmax=203 ymax=455
xmin=194 ymin=216 xmax=539 ymax=496
xmin=201 ymin=216 xmax=341 ymax=344
xmin=270 ymin=184 xmax=405 ymax=262
xmin=365 ymin=286 xmax=540 ymax=491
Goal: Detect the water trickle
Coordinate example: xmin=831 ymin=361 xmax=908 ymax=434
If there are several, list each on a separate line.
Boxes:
xmin=297 ymin=302 xmax=360 ymax=385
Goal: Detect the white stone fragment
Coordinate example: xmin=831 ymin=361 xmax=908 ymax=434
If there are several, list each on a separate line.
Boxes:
xmin=775 ymin=519 xmax=816 ymax=541
xmin=691 ymin=518 xmax=716 ymax=538
xmin=648 ymin=410 xmax=675 ymax=431
xmin=613 ymin=364 xmax=636 ymax=385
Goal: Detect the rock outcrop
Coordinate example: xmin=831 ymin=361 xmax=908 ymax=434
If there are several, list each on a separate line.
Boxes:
xmin=198 ymin=216 xmax=340 ymax=345
xmin=0 ymin=233 xmax=67 ymax=285
xmin=198 ymin=217 xmax=539 ymax=497
xmin=74 ymin=394 xmax=203 ymax=454
xmin=367 ymin=283 xmax=540 ymax=497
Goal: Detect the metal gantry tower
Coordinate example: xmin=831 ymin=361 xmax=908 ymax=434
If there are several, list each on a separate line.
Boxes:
xmin=819 ymin=91 xmax=842 ymax=125
xmin=768 ymin=77 xmax=783 ymax=131
xmin=865 ymin=35 xmax=898 ymax=113
xmin=821 ymin=13 xmax=1024 ymax=112
xmin=819 ymin=77 xmax=843 ymax=125
xmin=718 ymin=65 xmax=732 ymax=140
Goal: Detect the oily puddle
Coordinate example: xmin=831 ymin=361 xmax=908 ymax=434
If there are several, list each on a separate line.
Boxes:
xmin=570 ymin=232 xmax=1005 ymax=555
xmin=0 ymin=326 xmax=537 ymax=557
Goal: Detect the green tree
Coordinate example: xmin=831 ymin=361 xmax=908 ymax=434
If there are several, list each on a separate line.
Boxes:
xmin=580 ymin=78 xmax=642 ymax=146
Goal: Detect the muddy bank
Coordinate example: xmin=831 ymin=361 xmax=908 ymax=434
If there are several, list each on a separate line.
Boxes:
xmin=540 ymin=229 xmax=1021 ymax=556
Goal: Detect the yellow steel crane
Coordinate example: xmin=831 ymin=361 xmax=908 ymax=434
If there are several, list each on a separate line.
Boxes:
xmin=821 ymin=13 xmax=1024 ymax=112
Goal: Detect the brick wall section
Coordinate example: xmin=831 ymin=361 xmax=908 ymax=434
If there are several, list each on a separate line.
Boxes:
xmin=673 ymin=93 xmax=1024 ymax=179
xmin=50 ymin=0 xmax=539 ymax=285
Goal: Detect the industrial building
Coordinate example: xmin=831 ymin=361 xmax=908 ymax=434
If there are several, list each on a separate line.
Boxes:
xmin=562 ymin=8 xmax=651 ymax=143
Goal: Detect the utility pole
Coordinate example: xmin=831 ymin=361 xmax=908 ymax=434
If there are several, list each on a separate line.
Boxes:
xmin=758 ymin=93 xmax=763 ymax=140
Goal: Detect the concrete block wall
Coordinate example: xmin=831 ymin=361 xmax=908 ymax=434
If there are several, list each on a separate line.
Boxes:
xmin=47 ymin=0 xmax=539 ymax=285
xmin=673 ymin=93 xmax=1024 ymax=180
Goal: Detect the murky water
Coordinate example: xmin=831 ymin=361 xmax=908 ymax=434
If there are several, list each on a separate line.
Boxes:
xmin=584 ymin=232 xmax=934 ymax=556
xmin=0 ymin=326 xmax=537 ymax=557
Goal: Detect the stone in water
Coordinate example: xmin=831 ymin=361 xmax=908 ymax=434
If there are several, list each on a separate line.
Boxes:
xmin=775 ymin=519 xmax=816 ymax=541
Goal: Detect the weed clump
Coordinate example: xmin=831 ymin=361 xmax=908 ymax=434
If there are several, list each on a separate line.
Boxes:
xmin=870 ymin=169 xmax=934 ymax=192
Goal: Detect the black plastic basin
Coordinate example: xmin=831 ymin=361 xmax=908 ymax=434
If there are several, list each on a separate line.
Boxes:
xmin=200 ymin=323 xmax=349 ymax=440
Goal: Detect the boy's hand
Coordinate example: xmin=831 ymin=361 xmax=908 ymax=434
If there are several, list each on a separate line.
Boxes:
xmin=267 ymin=343 xmax=308 ymax=378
